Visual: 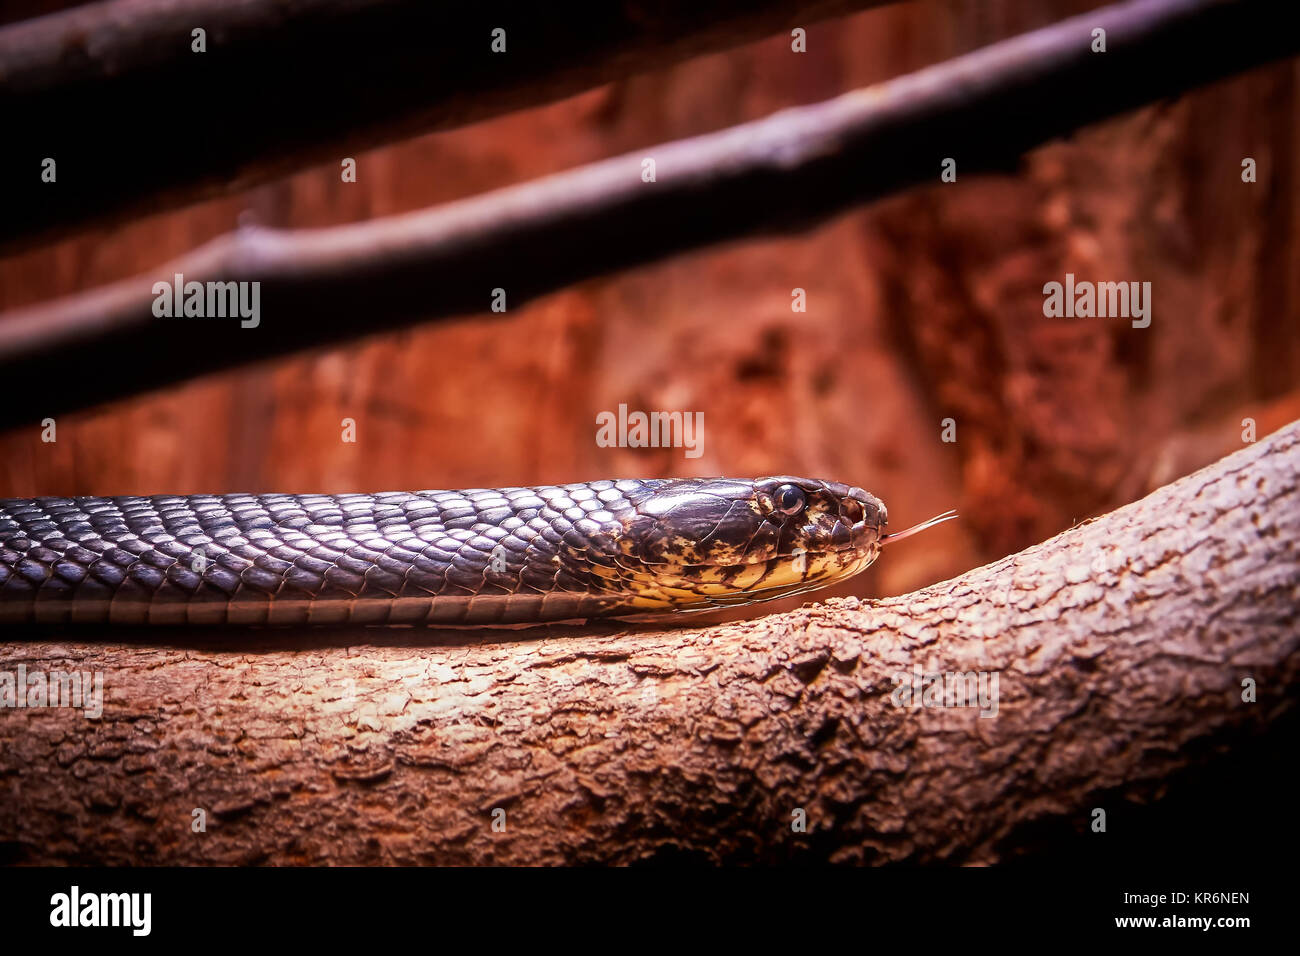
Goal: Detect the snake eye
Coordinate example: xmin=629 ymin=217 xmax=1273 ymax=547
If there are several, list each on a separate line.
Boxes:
xmin=843 ymin=499 xmax=864 ymax=524
xmin=773 ymin=484 xmax=806 ymax=516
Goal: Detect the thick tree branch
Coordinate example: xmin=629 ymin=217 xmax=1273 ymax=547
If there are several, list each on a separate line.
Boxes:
xmin=0 ymin=0 xmax=893 ymax=252
xmin=0 ymin=0 xmax=1295 ymax=430
xmin=2 ymin=421 xmax=1296 ymax=865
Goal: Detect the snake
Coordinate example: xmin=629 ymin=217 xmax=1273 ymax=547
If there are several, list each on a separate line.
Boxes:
xmin=0 ymin=476 xmax=955 ymax=627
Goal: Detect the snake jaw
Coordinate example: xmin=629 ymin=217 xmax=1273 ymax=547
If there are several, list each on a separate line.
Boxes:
xmin=593 ymin=476 xmax=887 ymax=613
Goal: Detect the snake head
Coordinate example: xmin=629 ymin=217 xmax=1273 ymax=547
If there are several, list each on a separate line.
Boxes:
xmin=609 ymin=476 xmax=887 ymax=610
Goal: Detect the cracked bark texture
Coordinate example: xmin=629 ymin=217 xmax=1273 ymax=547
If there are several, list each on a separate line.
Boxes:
xmin=1 ymin=421 xmax=1297 ymax=865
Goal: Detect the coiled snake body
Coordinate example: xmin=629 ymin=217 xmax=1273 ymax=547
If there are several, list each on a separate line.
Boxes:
xmin=0 ymin=476 xmax=937 ymax=627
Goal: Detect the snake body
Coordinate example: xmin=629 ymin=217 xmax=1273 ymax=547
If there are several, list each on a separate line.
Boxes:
xmin=0 ymin=476 xmax=887 ymax=627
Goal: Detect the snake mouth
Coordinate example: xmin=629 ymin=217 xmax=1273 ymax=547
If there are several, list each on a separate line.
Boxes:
xmin=605 ymin=543 xmax=881 ymax=611
xmin=577 ymin=475 xmax=888 ymax=613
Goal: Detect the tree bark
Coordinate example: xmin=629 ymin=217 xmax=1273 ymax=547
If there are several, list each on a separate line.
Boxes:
xmin=1 ymin=422 xmax=1296 ymax=865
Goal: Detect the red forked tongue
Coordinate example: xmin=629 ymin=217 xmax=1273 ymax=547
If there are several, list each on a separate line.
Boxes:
xmin=880 ymin=509 xmax=959 ymax=545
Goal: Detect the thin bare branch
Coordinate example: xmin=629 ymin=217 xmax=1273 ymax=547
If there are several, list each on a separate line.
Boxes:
xmin=0 ymin=0 xmax=892 ymax=251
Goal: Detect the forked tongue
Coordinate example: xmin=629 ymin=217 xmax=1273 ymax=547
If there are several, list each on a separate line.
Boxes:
xmin=880 ymin=509 xmax=959 ymax=545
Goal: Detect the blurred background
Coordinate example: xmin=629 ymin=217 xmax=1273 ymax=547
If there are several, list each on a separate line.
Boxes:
xmin=1 ymin=0 xmax=1297 ymax=613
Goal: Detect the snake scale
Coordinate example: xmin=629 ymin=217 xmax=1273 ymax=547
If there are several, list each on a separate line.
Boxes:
xmin=0 ymin=476 xmax=953 ymax=627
